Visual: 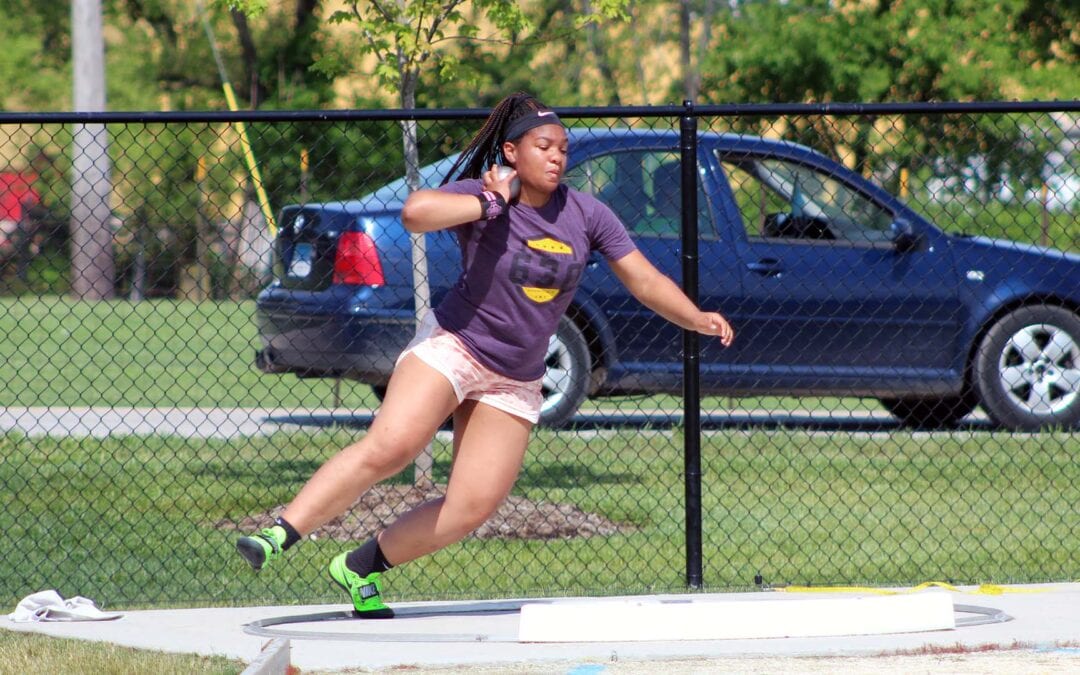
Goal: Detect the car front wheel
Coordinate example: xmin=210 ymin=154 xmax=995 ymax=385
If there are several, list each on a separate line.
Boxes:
xmin=974 ymin=306 xmax=1080 ymax=431
xmin=538 ymin=315 xmax=591 ymax=428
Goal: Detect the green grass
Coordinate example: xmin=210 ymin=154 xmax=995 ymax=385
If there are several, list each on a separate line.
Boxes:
xmin=0 ymin=296 xmax=378 ymax=409
xmin=1 ymin=427 xmax=1075 ymax=611
xmin=0 ymin=630 xmax=244 ymax=674
xmin=0 ymin=295 xmax=876 ymax=414
xmin=0 ymin=296 xmax=1076 ymax=613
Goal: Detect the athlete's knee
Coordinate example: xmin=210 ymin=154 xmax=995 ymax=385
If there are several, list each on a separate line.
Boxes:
xmin=444 ymin=493 xmax=503 ymax=534
xmin=346 ymin=436 xmax=416 ymax=479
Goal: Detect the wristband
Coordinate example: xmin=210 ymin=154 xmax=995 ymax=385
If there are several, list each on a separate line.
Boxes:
xmin=478 ymin=190 xmax=507 ymax=220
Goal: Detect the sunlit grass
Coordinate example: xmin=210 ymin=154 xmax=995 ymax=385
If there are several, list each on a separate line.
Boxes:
xmin=0 ymin=630 xmax=243 ymax=675
xmin=1 ymin=427 xmax=1075 ymax=610
xmin=0 ymin=296 xmax=378 ymax=409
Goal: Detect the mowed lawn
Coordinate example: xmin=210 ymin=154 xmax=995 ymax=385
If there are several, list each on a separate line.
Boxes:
xmin=1 ymin=296 xmax=1076 ymax=609
xmin=0 ymin=426 xmax=1075 ymax=610
xmin=0 ymin=295 xmax=881 ymax=413
xmin=0 ymin=296 xmax=377 ymax=409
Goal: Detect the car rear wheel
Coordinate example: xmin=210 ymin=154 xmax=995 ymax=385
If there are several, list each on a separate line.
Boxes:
xmin=539 ymin=315 xmax=591 ymax=428
xmin=879 ymin=395 xmax=976 ymax=429
xmin=973 ymin=306 xmax=1080 ymax=431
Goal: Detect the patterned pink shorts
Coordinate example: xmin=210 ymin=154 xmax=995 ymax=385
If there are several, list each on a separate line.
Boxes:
xmin=396 ymin=312 xmax=543 ymax=424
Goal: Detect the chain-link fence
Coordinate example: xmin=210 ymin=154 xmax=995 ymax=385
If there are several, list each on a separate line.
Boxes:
xmin=1 ymin=102 xmax=1077 ymax=609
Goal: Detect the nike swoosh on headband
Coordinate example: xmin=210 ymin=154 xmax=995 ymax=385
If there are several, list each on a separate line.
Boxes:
xmin=504 ymin=110 xmax=564 ymax=140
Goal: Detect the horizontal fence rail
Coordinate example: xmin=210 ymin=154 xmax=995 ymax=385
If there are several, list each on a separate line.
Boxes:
xmin=0 ymin=101 xmax=1077 ymax=608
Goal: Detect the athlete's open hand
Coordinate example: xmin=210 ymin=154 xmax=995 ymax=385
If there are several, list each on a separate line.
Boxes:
xmin=694 ymin=311 xmax=735 ymax=347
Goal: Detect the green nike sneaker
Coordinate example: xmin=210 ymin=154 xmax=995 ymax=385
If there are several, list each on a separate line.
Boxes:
xmin=235 ymin=525 xmax=287 ymax=571
xmin=328 ymin=553 xmax=395 ymax=618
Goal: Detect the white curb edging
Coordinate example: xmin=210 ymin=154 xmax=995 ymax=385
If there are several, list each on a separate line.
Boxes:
xmin=519 ymin=592 xmax=955 ymax=642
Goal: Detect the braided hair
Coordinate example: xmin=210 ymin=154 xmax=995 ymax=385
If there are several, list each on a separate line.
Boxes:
xmin=441 ymin=92 xmax=552 ymax=185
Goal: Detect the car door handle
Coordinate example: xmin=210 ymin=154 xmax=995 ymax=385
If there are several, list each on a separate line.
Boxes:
xmin=746 ymin=259 xmax=784 ymax=277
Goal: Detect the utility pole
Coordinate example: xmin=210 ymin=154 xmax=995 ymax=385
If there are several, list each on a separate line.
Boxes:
xmin=70 ymin=0 xmax=116 ymax=300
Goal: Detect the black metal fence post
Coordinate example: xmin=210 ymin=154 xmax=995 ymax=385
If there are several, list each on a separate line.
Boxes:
xmin=680 ymin=100 xmax=703 ymax=589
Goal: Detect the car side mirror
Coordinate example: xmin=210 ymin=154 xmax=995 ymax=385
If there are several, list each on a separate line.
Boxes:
xmin=891 ymin=219 xmax=922 ymax=253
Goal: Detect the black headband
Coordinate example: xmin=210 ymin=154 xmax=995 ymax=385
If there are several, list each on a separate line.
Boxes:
xmin=503 ymin=110 xmax=563 ymax=142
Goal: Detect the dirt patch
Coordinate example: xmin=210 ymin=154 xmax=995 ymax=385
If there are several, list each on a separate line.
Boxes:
xmin=217 ymin=484 xmax=634 ymax=541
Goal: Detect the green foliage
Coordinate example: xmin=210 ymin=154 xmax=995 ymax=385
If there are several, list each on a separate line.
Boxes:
xmin=0 ymin=1 xmax=1075 ymax=112
xmin=0 ymin=32 xmax=70 ymax=110
xmin=245 ymin=118 xmax=407 ymax=204
xmin=575 ymin=0 xmax=630 ymax=24
xmin=219 ymin=0 xmax=268 ymax=15
xmin=1 ymin=1 xmax=1074 ymax=301
xmin=325 ymin=0 xmax=533 ymax=95
xmin=700 ymin=0 xmax=1079 ymax=104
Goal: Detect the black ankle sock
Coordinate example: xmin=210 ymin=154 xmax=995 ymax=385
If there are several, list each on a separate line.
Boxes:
xmin=373 ymin=542 xmax=392 ymax=572
xmin=273 ymin=516 xmax=302 ymax=551
xmin=345 ymin=538 xmax=394 ymax=576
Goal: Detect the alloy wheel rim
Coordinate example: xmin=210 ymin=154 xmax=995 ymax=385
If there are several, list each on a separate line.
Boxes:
xmin=997 ymin=323 xmax=1080 ymax=415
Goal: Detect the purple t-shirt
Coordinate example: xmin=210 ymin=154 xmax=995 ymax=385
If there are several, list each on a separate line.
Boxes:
xmin=433 ymin=178 xmax=636 ymax=381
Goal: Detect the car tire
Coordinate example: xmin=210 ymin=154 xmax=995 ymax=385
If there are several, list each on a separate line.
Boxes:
xmin=538 ymin=315 xmax=591 ymax=428
xmin=879 ymin=395 xmax=976 ymax=429
xmin=973 ymin=305 xmax=1080 ymax=431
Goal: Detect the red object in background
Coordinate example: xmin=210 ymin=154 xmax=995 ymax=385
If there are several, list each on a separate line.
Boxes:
xmin=0 ymin=172 xmax=40 ymax=222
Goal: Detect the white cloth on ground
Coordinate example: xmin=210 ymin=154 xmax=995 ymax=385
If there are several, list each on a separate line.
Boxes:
xmin=7 ymin=590 xmax=122 ymax=622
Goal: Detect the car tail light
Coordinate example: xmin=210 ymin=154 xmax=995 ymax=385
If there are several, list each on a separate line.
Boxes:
xmin=333 ymin=231 xmax=384 ymax=286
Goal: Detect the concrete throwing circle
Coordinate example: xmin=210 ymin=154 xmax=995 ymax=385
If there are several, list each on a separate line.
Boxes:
xmin=244 ymin=600 xmax=528 ymax=642
xmin=243 ymin=599 xmax=1011 ymax=643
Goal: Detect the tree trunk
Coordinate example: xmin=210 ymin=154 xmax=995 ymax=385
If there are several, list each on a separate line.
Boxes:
xmin=583 ymin=0 xmax=621 ymax=105
xmin=230 ymin=8 xmax=267 ymax=107
xmin=400 ymin=69 xmax=435 ymax=489
xmin=70 ymin=0 xmax=115 ymax=300
xmin=680 ymin=0 xmax=696 ymax=102
xmin=630 ymin=5 xmax=649 ymax=104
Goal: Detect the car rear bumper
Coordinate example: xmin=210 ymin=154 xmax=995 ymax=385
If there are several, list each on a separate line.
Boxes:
xmin=254 ymin=307 xmax=415 ymax=382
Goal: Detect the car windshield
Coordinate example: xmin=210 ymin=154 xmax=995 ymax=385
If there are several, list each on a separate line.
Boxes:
xmin=363 ymin=153 xmax=464 ymax=207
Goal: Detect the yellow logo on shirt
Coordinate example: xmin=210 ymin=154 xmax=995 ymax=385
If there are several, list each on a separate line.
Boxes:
xmin=522 ymin=287 xmax=560 ymax=303
xmin=527 ymin=238 xmax=573 ymax=255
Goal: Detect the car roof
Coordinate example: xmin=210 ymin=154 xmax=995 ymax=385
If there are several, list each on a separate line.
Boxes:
xmin=304 ymin=127 xmax=825 ymax=215
xmin=569 ymin=127 xmax=821 ymax=154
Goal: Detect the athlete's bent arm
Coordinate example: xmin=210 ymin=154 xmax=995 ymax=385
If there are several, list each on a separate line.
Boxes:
xmin=402 ymin=191 xmax=483 ymax=233
xmin=609 ymin=250 xmax=734 ymax=346
xmin=401 ymin=168 xmax=518 ymax=233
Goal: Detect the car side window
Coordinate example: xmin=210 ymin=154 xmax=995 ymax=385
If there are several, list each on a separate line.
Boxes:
xmin=566 ymin=150 xmax=715 ymax=238
xmin=719 ymin=157 xmax=895 ymax=245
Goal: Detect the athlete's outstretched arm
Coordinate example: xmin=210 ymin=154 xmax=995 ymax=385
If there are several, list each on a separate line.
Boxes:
xmin=609 ymin=250 xmax=734 ymax=346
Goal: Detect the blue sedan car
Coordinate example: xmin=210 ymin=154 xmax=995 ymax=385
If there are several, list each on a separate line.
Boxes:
xmin=255 ymin=128 xmax=1080 ymax=430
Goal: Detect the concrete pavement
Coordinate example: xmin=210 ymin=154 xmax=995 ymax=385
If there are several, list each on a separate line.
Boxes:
xmin=4 ymin=584 xmax=1079 ymax=673
xmin=0 ymin=405 xmax=993 ymax=440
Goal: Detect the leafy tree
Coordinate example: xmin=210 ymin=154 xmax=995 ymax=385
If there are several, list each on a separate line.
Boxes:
xmin=0 ymin=1 xmax=71 ymax=110
xmin=695 ymin=0 xmax=1076 ymax=196
xmin=700 ymin=0 xmax=1078 ymax=105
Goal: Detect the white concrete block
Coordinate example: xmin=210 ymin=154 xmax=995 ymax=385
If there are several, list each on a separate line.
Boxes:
xmin=518 ymin=592 xmax=955 ymax=642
